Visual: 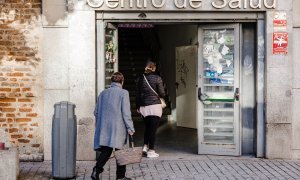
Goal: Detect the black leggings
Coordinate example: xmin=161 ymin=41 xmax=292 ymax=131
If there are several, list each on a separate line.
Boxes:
xmin=95 ymin=146 xmax=126 ymax=179
xmin=143 ymin=115 xmax=160 ymax=150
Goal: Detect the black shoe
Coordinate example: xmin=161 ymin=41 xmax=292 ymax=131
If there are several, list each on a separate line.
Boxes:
xmin=91 ymin=167 xmax=100 ymax=180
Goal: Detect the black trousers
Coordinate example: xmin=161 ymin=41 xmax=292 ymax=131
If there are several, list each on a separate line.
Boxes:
xmin=95 ymin=146 xmax=126 ymax=179
xmin=143 ymin=115 xmax=160 ymax=150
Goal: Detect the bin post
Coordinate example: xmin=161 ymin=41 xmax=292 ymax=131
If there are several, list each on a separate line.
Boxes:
xmin=52 ymin=101 xmax=77 ymax=179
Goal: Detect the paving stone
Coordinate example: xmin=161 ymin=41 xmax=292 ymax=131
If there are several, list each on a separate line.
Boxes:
xmin=17 ymin=156 xmax=300 ymax=180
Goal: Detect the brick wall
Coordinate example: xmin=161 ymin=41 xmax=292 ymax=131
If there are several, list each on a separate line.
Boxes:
xmin=0 ymin=0 xmax=43 ymax=161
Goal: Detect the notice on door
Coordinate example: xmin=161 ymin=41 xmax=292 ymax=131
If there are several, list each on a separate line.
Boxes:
xmin=273 ymin=32 xmax=288 ymax=55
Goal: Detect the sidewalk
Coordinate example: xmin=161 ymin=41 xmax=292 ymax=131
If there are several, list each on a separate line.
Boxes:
xmin=18 ymin=155 xmax=300 ymax=180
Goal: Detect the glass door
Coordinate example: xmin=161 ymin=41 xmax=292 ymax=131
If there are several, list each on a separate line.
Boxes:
xmin=104 ymin=23 xmax=118 ymax=88
xmin=197 ymin=24 xmax=240 ymax=156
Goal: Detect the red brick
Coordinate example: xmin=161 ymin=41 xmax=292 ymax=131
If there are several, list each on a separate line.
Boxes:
xmin=14 ymin=68 xmax=31 ymax=72
xmin=18 ymin=98 xmax=31 ymax=102
xmin=30 ymin=123 xmax=38 ymax=127
xmin=0 ymin=102 xmax=11 ymax=106
xmin=11 ymin=134 xmax=23 ymax=139
xmin=0 ymin=107 xmax=16 ymax=112
xmin=7 ymin=118 xmax=14 ymax=123
xmin=0 ymin=98 xmax=16 ymax=102
xmin=22 ymin=88 xmax=31 ymax=92
xmin=15 ymin=57 xmax=28 ymax=61
xmin=16 ymin=118 xmax=31 ymax=123
xmin=9 ymin=128 xmax=18 ymax=133
xmin=13 ymin=88 xmax=20 ymax=92
xmin=25 ymin=52 xmax=35 ymax=57
xmin=0 ymin=41 xmax=13 ymax=46
xmin=5 ymin=0 xmax=19 ymax=3
xmin=0 ymin=118 xmax=5 ymax=122
xmin=8 ymin=92 xmax=21 ymax=97
xmin=27 ymin=134 xmax=33 ymax=138
xmin=0 ymin=77 xmax=8 ymax=81
xmin=25 ymin=93 xmax=34 ymax=97
xmin=1 ymin=82 xmax=19 ymax=87
xmin=26 ymin=113 xmax=37 ymax=117
xmin=7 ymin=72 xmax=24 ymax=77
xmin=18 ymin=139 xmax=30 ymax=143
xmin=6 ymin=113 xmax=15 ymax=117
xmin=0 ymin=88 xmax=11 ymax=92
xmin=31 ymin=144 xmax=40 ymax=148
xmin=9 ymin=78 xmax=17 ymax=82
xmin=19 ymin=108 xmax=32 ymax=112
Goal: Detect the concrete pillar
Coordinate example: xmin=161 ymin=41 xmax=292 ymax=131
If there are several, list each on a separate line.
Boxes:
xmin=0 ymin=148 xmax=19 ymax=180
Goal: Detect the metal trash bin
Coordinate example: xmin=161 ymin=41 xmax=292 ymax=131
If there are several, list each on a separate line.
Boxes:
xmin=52 ymin=101 xmax=77 ymax=179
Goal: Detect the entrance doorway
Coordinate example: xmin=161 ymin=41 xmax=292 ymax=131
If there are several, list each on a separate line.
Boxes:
xmin=101 ymin=22 xmax=257 ymax=156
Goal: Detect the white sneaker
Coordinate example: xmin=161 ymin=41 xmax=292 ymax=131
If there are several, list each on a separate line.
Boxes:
xmin=147 ymin=150 xmax=159 ymax=158
xmin=142 ymin=146 xmax=148 ymax=155
xmin=142 ymin=146 xmax=148 ymax=152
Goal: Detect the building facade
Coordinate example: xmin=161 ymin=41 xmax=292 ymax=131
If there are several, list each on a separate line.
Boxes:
xmin=0 ymin=0 xmax=300 ymax=161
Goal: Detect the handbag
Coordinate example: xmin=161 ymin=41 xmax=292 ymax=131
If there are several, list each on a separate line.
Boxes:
xmin=143 ymin=75 xmax=167 ymax=109
xmin=114 ymin=136 xmax=143 ymax=166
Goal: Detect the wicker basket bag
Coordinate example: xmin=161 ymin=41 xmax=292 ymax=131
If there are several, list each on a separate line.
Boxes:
xmin=114 ymin=136 xmax=143 ymax=166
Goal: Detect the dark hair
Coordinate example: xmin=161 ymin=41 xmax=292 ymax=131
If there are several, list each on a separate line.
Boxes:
xmin=144 ymin=59 xmax=156 ymax=74
xmin=111 ymin=72 xmax=124 ymax=84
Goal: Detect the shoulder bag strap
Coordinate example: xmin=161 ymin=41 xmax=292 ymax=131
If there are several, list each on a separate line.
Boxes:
xmin=143 ymin=74 xmax=159 ymax=97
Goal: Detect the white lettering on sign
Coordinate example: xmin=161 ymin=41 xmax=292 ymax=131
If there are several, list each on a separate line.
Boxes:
xmin=174 ymin=0 xmax=202 ymax=9
xmin=250 ymin=0 xmax=261 ymax=9
xmin=264 ymin=0 xmax=276 ymax=8
xmin=190 ymin=0 xmax=202 ymax=8
xmin=212 ymin=0 xmax=227 ymax=9
xmin=212 ymin=0 xmax=276 ymax=9
xmin=174 ymin=0 xmax=187 ymax=9
xmin=106 ymin=0 xmax=119 ymax=8
xmin=243 ymin=0 xmax=247 ymax=8
xmin=136 ymin=0 xmax=148 ymax=8
xmin=229 ymin=0 xmax=241 ymax=9
xmin=87 ymin=0 xmax=104 ymax=8
xmin=152 ymin=0 xmax=165 ymax=8
xmin=86 ymin=0 xmax=276 ymax=9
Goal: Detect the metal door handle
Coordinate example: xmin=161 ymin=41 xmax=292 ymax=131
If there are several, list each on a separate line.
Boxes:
xmin=234 ymin=88 xmax=240 ymax=101
xmin=198 ymin=88 xmax=202 ymax=100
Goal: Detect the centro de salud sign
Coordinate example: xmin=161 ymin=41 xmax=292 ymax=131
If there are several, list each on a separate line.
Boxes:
xmin=87 ymin=0 xmax=277 ymax=10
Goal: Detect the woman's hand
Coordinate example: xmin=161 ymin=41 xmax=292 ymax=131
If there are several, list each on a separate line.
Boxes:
xmin=129 ymin=132 xmax=134 ymax=136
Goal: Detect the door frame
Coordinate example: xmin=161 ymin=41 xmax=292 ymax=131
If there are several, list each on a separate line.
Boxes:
xmin=95 ymin=13 xmax=266 ymax=157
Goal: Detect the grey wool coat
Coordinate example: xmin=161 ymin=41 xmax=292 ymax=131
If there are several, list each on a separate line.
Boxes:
xmin=94 ymin=82 xmax=135 ymax=150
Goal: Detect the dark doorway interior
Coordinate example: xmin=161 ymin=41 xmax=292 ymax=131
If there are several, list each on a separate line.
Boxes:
xmin=118 ymin=25 xmax=198 ymax=155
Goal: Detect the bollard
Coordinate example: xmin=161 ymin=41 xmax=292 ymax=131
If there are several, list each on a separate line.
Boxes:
xmin=52 ymin=101 xmax=77 ymax=179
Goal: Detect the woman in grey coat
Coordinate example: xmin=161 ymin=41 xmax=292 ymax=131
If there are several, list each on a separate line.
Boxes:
xmin=91 ymin=72 xmax=135 ymax=180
